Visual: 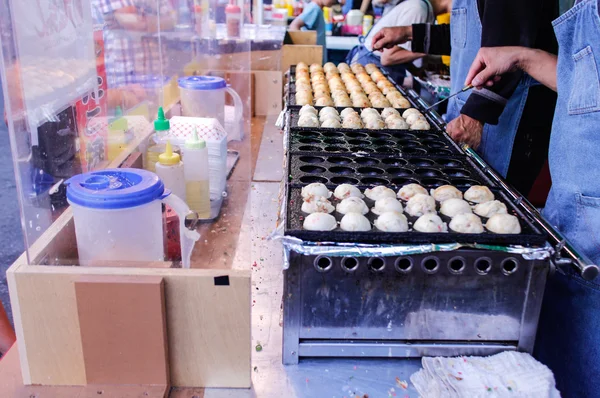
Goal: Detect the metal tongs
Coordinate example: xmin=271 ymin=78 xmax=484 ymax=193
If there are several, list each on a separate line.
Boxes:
xmin=423 ymin=84 xmax=474 ymax=111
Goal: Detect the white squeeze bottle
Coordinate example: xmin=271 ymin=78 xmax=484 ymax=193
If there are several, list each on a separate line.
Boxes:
xmin=184 ymin=129 xmax=210 ymax=218
xmin=155 ymin=141 xmax=186 ymax=200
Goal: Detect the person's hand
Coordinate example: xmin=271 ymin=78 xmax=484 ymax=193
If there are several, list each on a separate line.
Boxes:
xmin=447 ymin=114 xmax=483 ymax=149
xmin=371 ymin=26 xmax=412 ymax=51
xmin=465 ymin=47 xmax=525 ymax=88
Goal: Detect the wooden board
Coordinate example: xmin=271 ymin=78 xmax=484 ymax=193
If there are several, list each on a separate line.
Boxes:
xmin=281 ymin=45 xmax=323 ymax=79
xmin=7 ymin=263 xmax=251 ymax=388
xmin=0 ymin=344 xmax=170 ymax=397
xmin=75 ymin=276 xmax=169 ymax=385
xmin=254 ymin=71 xmax=283 ymax=116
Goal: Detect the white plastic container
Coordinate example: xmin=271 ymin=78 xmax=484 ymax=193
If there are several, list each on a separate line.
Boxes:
xmin=346 ymin=10 xmax=364 ymax=26
xmin=184 ymin=129 xmax=211 ymax=218
xmin=66 ymin=169 xmax=200 ymax=268
xmin=155 ymin=141 xmax=186 ymax=200
xmin=178 ymin=76 xmax=244 ymax=141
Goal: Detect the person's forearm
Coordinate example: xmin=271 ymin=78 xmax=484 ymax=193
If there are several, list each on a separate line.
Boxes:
xmin=381 ymin=48 xmax=424 ymax=66
xmin=519 ymin=48 xmax=557 ymax=92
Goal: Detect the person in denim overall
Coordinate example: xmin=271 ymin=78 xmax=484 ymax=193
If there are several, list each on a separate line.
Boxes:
xmin=464 ymin=1 xmax=600 ymax=394
xmin=535 ymin=1 xmax=600 ymax=395
xmin=448 ymin=0 xmax=533 ymax=177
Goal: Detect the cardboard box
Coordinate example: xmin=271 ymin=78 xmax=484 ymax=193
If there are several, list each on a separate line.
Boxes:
xmin=281 ymin=31 xmax=323 ymax=74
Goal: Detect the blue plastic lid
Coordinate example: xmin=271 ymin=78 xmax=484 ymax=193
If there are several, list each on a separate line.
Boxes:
xmin=178 ymin=75 xmax=226 ymax=90
xmin=65 ymin=169 xmax=167 ymax=209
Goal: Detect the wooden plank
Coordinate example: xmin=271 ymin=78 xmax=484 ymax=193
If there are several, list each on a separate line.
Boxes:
xmin=0 ymin=344 xmax=169 ymax=398
xmin=254 ymin=71 xmax=283 ymax=116
xmin=75 ymin=276 xmax=169 ymax=385
xmin=8 ymin=263 xmax=251 ymax=387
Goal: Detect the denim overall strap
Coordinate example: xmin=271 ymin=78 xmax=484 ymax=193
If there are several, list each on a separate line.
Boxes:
xmin=533 ymin=2 xmax=600 ymax=395
xmin=448 ymin=0 xmax=531 ymax=177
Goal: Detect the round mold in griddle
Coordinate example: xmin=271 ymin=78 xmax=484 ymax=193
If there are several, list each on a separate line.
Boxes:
xmin=348 ymin=139 xmax=370 ymax=146
xmin=402 ymin=147 xmax=428 ymax=155
xmin=299 ymin=176 xmax=328 ymax=184
xmin=357 ymin=167 xmax=385 ymax=175
xmin=299 ymin=138 xmax=321 ymax=144
xmin=436 ymin=158 xmax=464 ymax=167
xmin=329 ymin=166 xmax=355 ymax=175
xmin=382 ymin=158 xmax=408 ymax=166
xmin=430 ymin=149 xmax=454 ymax=156
xmin=355 ymin=157 xmax=380 ymax=165
xmin=328 ymin=156 xmax=353 ymax=164
xmin=396 ymin=139 xmax=420 ymax=147
xmin=375 ymin=146 xmax=397 ymax=153
xmin=387 ymin=167 xmax=414 ymax=176
xmin=369 ymin=132 xmax=392 ymax=139
xmin=299 ymin=156 xmax=325 ymax=164
xmin=418 ymin=133 xmax=440 ymax=140
xmin=391 ymin=177 xmax=419 ymax=186
xmin=408 ymin=158 xmax=436 ymax=167
xmin=323 ymin=138 xmax=345 ymax=145
xmin=415 ymin=168 xmax=444 ymax=177
xmin=372 ymin=139 xmax=396 ymax=147
xmin=361 ymin=177 xmax=389 ymax=185
xmin=298 ymin=131 xmax=320 ymax=138
xmin=299 ymin=145 xmax=320 ymax=152
xmin=352 ymin=146 xmax=375 ymax=153
xmin=346 ymin=132 xmax=368 ymax=138
xmin=452 ymin=178 xmax=481 ymax=186
xmin=330 ymin=176 xmax=360 ymax=185
xmin=324 ymin=146 xmax=346 ymax=152
xmin=422 ymin=140 xmax=446 ymax=149
xmin=299 ymin=165 xmax=327 ymax=174
xmin=401 ymin=133 xmax=418 ymax=140
xmin=321 ymin=131 xmax=344 ymax=138
xmin=443 ymin=168 xmax=471 ymax=177
xmin=421 ymin=178 xmax=451 ymax=187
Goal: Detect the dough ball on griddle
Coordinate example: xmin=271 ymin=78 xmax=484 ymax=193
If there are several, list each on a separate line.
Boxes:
xmin=334 ymin=184 xmax=364 ymax=200
xmin=464 ymin=185 xmax=495 ymax=203
xmin=303 ymin=212 xmax=337 ymax=231
xmin=405 ymin=193 xmax=437 ymax=217
xmin=340 ymin=212 xmax=371 ymax=232
xmin=298 ymin=113 xmax=319 ymax=128
xmin=474 ymin=200 xmax=508 ymax=218
xmin=449 ymin=213 xmax=484 ymax=234
xmin=440 ymin=198 xmax=472 ymax=218
xmin=410 ymin=119 xmax=431 ymax=130
xmin=301 ymin=183 xmax=332 ymax=200
xmin=486 ymin=214 xmax=521 ymax=234
xmin=374 ymin=211 xmax=408 ymax=232
xmin=364 ymin=186 xmax=396 ymax=201
xmin=397 ymin=183 xmax=428 ymax=201
xmin=414 ymin=214 xmax=448 ymax=233
xmin=336 ymin=197 xmax=369 ymax=215
xmin=372 ymin=197 xmax=403 ymax=215
xmin=301 ymin=196 xmax=335 ymax=214
xmin=431 ymin=185 xmax=463 ymax=202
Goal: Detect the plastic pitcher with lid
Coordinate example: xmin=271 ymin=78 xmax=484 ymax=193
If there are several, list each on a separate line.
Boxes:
xmin=66 ymin=168 xmax=200 ymax=268
xmin=178 ymin=76 xmax=244 ymax=140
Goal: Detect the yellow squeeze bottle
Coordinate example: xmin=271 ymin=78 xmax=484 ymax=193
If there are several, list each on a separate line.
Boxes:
xmin=183 ymin=129 xmax=210 ymax=219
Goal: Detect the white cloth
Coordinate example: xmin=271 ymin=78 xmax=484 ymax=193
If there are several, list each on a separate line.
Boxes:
xmin=365 ymin=0 xmax=433 ymax=54
xmin=410 ymin=351 xmax=561 ymax=398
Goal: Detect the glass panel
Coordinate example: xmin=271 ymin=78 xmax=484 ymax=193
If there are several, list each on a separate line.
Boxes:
xmin=0 ymin=0 xmax=258 ymax=269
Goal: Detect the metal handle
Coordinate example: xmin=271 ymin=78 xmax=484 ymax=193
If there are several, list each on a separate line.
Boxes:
xmin=463 ymin=145 xmax=599 ymax=280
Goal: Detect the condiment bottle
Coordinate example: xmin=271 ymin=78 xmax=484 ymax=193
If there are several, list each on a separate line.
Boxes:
xmin=146 ymin=107 xmax=172 ymax=173
xmin=156 ymin=141 xmax=186 ymax=200
xmin=184 ymin=129 xmax=210 ymax=218
xmin=225 ymin=0 xmax=241 ymax=38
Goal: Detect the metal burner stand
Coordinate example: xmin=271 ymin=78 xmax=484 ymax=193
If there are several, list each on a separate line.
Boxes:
xmin=280 ymin=77 xmax=598 ymax=365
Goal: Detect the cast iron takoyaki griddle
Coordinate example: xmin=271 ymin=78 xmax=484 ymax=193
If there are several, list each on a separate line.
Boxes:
xmin=285 ymin=186 xmax=546 ymax=246
xmin=288 ymin=127 xmax=462 ymax=157
xmin=287 ymin=153 xmax=494 ymax=188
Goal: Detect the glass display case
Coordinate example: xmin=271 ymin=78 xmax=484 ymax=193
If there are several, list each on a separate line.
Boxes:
xmin=0 ymin=0 xmax=253 ymax=268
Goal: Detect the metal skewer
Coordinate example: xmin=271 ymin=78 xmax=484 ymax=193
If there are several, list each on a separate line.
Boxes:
xmin=423 ymin=84 xmax=474 ymax=111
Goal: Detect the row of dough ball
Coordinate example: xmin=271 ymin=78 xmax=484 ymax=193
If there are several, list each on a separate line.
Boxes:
xmin=300 ymin=183 xmax=521 ymax=234
xmin=294 ymin=62 xmax=410 ymax=108
xmin=298 ymin=105 xmax=431 ymax=130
